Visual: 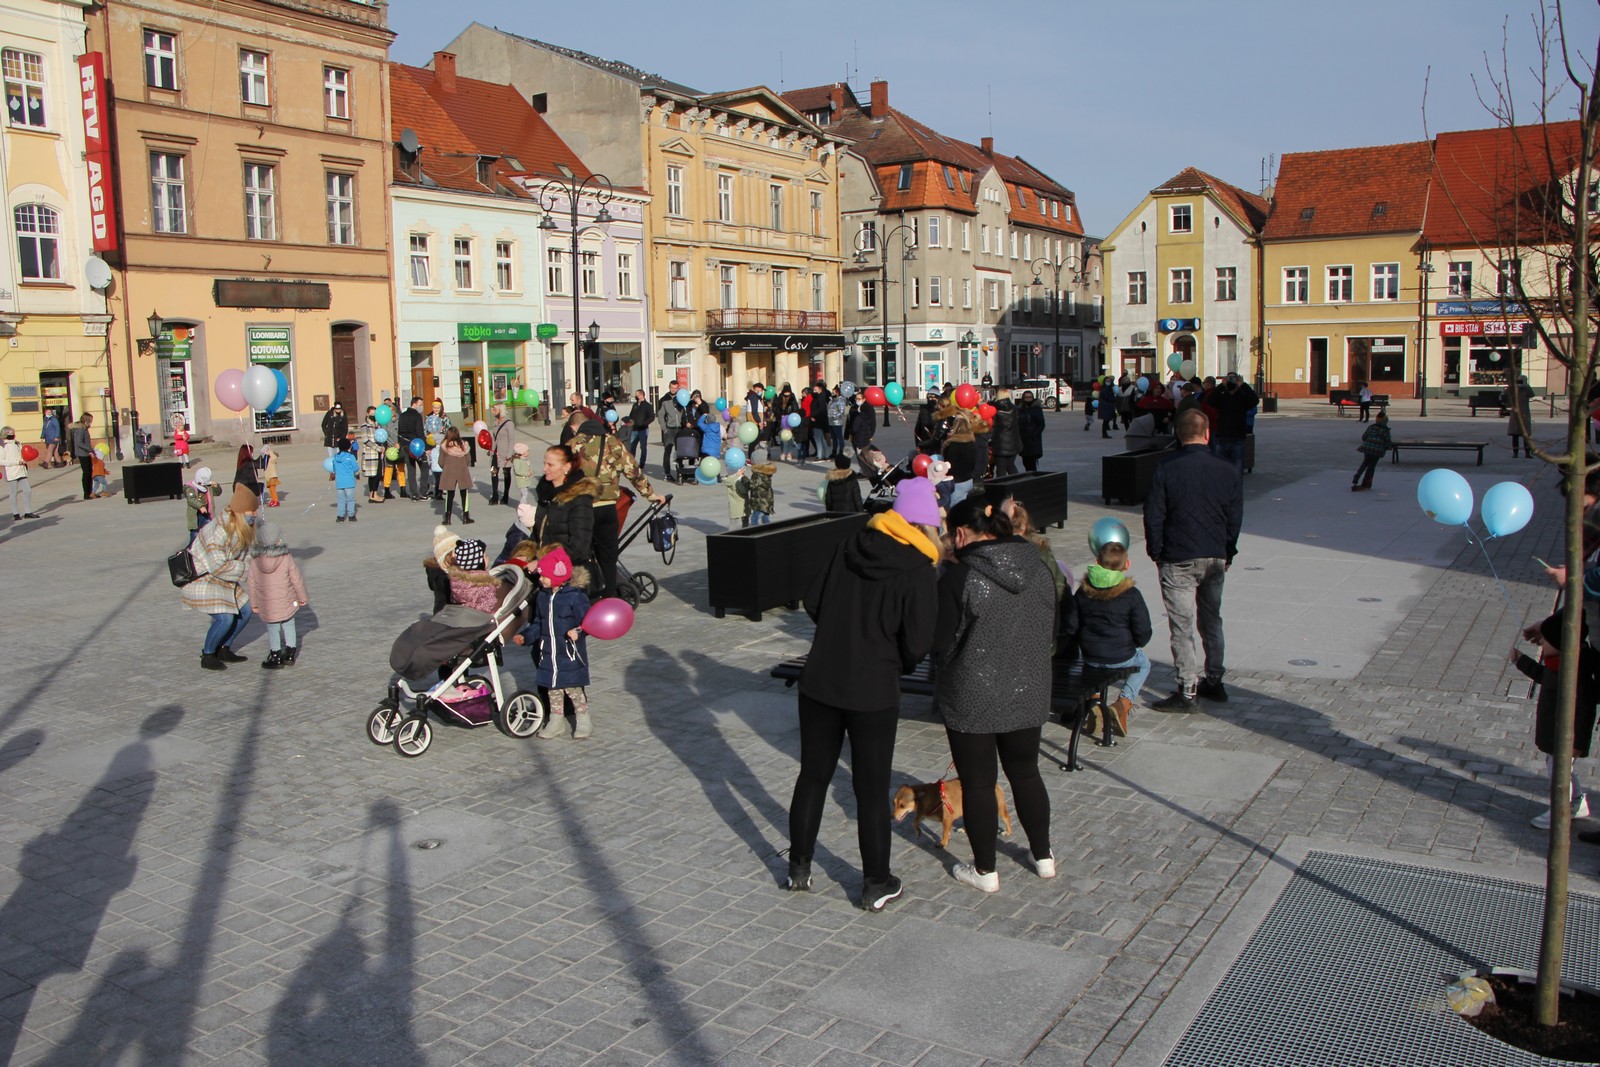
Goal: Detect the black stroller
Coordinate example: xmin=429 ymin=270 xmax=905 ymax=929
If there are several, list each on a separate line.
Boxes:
xmin=858 ymin=448 xmax=913 ymax=513
xmin=671 ymin=424 xmax=700 ymax=483
xmin=613 ymin=490 xmax=676 ymax=608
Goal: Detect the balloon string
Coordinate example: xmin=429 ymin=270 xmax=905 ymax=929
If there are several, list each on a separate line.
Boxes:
xmin=1461 ymin=522 xmax=1518 ymax=613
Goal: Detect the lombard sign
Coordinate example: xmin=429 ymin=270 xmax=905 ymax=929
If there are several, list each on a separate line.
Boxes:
xmin=711 ymin=333 xmax=847 ymax=352
xmin=246 ymin=325 xmax=292 ymax=363
xmin=78 ymin=53 xmax=118 ymax=254
xmin=457 ymin=322 xmax=532 ymax=342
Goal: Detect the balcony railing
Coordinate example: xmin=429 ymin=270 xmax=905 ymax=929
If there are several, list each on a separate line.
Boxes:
xmin=707 ymin=309 xmax=837 ymax=332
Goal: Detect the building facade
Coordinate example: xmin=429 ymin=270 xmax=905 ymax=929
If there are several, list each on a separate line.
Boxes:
xmin=1 ymin=0 xmax=112 ymax=447
xmin=90 ymin=0 xmax=394 ymax=445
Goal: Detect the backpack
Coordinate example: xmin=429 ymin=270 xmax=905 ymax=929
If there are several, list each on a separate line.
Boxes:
xmin=648 ymin=511 xmax=677 ymax=556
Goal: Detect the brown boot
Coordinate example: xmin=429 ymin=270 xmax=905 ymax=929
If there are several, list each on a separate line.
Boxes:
xmin=1109 ymin=697 xmax=1132 ymax=737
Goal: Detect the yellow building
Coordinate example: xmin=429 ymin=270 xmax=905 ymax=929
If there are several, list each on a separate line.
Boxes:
xmin=1 ymin=0 xmax=114 ymax=447
xmin=90 ymin=0 xmax=394 ymax=447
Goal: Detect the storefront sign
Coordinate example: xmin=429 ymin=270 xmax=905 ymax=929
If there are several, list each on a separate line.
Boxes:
xmin=709 ymin=333 xmax=847 ymax=352
xmin=1435 ymin=300 xmax=1524 ymax=316
xmin=155 ymin=329 xmax=191 ymax=360
xmin=1440 ymin=319 xmax=1529 ymax=337
xmin=214 ymin=279 xmax=331 ymax=309
xmin=536 ymin=323 xmax=559 ymax=341
xmin=457 ymin=322 xmax=532 ymax=342
xmin=78 ymin=54 xmax=118 ymax=254
xmin=247 ymin=326 xmax=292 ymax=363
xmin=1158 ymin=317 xmax=1200 ymax=332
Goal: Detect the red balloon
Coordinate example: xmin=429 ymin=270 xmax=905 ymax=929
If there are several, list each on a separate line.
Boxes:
xmin=864 ymin=386 xmax=887 ymax=407
xmin=19 ymin=445 xmax=38 ymax=462
xmin=582 ymin=597 xmax=635 ymax=641
xmin=954 ymin=383 xmax=980 ymax=408
xmin=977 ymin=403 xmax=997 ymax=422
xmin=477 ymin=429 xmax=493 ymax=450
xmin=910 ymin=454 xmax=932 ymax=477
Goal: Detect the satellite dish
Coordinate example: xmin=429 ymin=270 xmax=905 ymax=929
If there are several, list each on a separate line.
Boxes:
xmin=399 ymin=128 xmax=420 ymax=154
xmin=84 ymin=256 xmax=112 ymax=290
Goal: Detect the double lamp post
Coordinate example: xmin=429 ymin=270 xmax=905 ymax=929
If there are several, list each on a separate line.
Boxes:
xmin=538 ymin=174 xmax=614 ymax=419
xmin=854 ymin=220 xmax=917 ymax=424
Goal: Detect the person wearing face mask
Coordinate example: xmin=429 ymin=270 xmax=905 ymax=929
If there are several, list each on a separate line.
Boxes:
xmin=1 ymin=426 xmax=38 ymax=520
xmin=182 ymin=485 xmax=259 ymax=670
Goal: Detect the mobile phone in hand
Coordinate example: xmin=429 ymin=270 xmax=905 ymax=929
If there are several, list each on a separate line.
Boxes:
xmin=1533 ymin=556 xmax=1552 ymax=570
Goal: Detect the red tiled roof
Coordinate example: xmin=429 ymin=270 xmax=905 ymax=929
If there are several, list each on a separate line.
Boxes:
xmin=1427 ymin=120 xmax=1585 ymax=246
xmin=389 ymin=63 xmax=592 ymax=197
xmin=781 ymin=83 xmax=855 ymax=115
xmin=1152 ymin=166 xmax=1270 ymax=233
xmin=1263 ymin=141 xmax=1433 ymax=240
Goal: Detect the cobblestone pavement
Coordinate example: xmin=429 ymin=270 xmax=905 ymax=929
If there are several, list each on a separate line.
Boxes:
xmin=0 ymin=397 xmax=1592 ymax=1065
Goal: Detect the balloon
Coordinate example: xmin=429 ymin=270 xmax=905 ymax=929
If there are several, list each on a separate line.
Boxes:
xmin=1481 ymin=481 xmax=1535 ymax=537
xmin=1179 ymin=359 xmax=1196 ymax=379
xmin=840 ymin=381 xmax=857 ymax=398
xmin=865 ymin=386 xmax=887 ymax=407
xmin=724 ymin=447 xmax=747 ymax=473
xmin=1091 ymin=399 xmax=1099 ymax=410
xmin=409 ymin=437 xmax=426 ymax=458
xmin=374 ymin=428 xmax=388 ymax=444
xmin=20 ymin=445 xmax=38 ymax=461
xmin=730 ymin=405 xmax=741 ymax=418
xmin=698 ymin=456 xmax=722 ymax=479
xmin=264 ymin=368 xmax=289 ymax=416
xmin=676 ymin=388 xmax=691 ymax=407
xmin=1417 ymin=468 xmax=1474 ymax=526
xmin=911 ymin=454 xmax=932 ymax=477
xmin=214 ymin=369 xmax=247 ymax=412
xmin=817 ymin=481 xmax=828 ymax=504
xmin=322 ymin=457 xmax=336 ymax=474
xmin=786 ymin=413 xmax=802 ymax=428
xmin=780 ymin=429 xmax=794 ymax=442
xmin=525 ymin=388 xmax=542 ymax=408
xmin=471 ymin=419 xmax=487 ymax=433
xmin=582 ymin=597 xmax=635 ymax=641
xmin=1167 ymin=353 xmax=1183 ymax=372
xmin=695 ymin=468 xmax=717 ymax=485
xmin=605 ymin=409 xmax=619 ymax=423
xmin=1088 ymin=517 xmax=1132 ymax=555
xmin=954 ymin=383 xmax=980 ymax=408
xmin=242 ymin=365 xmax=277 ymax=411
xmin=738 ymin=422 xmax=760 ymax=445
xmin=1137 ymin=376 xmax=1151 ymax=393
xmin=715 ymin=397 xmax=728 ymax=411
xmin=885 ymin=382 xmax=905 ymax=406
xmin=386 ymin=446 xmax=400 ymax=461
xmin=375 ymin=405 xmax=393 ymax=426
xmin=978 ymin=403 xmax=997 ymax=421
xmin=424 ymin=433 xmax=436 ymax=446
xmin=94 ymin=445 xmax=107 ymax=459
xmin=764 ymin=386 xmax=777 ymax=401
xmin=477 ymin=429 xmax=493 ymax=450
xmin=505 ymin=390 xmax=523 ymax=407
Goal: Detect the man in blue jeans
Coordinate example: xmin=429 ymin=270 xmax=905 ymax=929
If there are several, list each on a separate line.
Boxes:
xmin=1143 ymin=408 xmax=1244 ymax=711
xmin=625 ymin=389 xmax=653 ymax=468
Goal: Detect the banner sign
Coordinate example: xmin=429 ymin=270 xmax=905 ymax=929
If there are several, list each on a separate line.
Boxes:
xmin=247 ymin=325 xmax=292 ymax=363
xmin=458 ymin=322 xmax=532 ymax=342
xmin=78 ymin=53 xmax=118 ymax=253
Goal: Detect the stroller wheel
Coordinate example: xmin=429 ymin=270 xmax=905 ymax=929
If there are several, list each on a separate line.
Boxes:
xmin=496 ymin=690 xmax=545 ymax=738
xmin=394 ymin=715 xmax=432 ymax=757
xmin=367 ymin=705 xmax=403 ymax=746
xmin=616 ymin=580 xmax=640 ymax=609
xmin=631 ymin=572 xmax=659 ymax=603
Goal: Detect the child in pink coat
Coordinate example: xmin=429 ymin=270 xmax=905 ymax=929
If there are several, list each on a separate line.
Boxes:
xmin=246 ymin=519 xmax=309 ymax=669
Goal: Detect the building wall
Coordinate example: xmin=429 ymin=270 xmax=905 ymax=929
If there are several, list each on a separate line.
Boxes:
xmin=1103 ymin=196 xmax=1159 ymax=377
xmin=1418 ymin=243 xmax=1552 ymax=397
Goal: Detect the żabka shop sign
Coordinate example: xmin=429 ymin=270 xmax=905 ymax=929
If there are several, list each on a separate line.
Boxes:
xmin=247 ymin=326 xmax=292 ymax=363
xmin=78 ymin=53 xmax=118 ymax=254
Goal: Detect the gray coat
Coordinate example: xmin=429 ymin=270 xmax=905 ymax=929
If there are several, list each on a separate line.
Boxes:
xmin=932 ymin=537 xmax=1057 ymax=733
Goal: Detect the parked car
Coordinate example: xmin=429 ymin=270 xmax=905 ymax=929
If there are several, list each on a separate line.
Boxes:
xmin=1016 ymin=378 xmax=1074 ymax=411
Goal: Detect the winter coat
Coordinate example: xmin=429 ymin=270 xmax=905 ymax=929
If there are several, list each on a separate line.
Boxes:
xmin=185 ymin=484 xmax=213 ymax=531
xmin=438 ymin=443 xmax=472 ymax=491
xmin=181 ymin=520 xmax=250 ymax=615
xmin=799 ymin=509 xmax=940 ymax=711
xmin=260 ymin=449 xmax=279 ymax=484
xmin=932 ymin=536 xmax=1057 ymax=733
xmin=359 ymin=424 xmax=381 ymax=478
xmin=1208 ymin=383 xmax=1257 ymax=439
xmin=850 ymin=400 xmax=876 ymax=449
xmin=572 ymin=421 xmax=655 ymax=504
xmin=822 ymin=467 xmax=864 ymax=513
xmin=492 ymin=416 xmax=514 ymax=469
xmin=1504 ymin=384 xmax=1534 ymax=438
xmin=659 ymin=399 xmax=684 ymax=440
xmin=0 ymin=439 xmax=27 ymax=481
xmin=1100 ymin=383 xmax=1119 ymax=424
xmin=1515 ymin=646 xmax=1599 ymax=758
xmin=397 ymin=406 xmax=424 ymax=444
xmin=534 ymin=475 xmax=597 ymax=564
xmin=173 ymin=428 xmax=190 ymax=456
xmin=321 ymin=409 xmax=348 ymax=449
xmin=511 ymin=456 xmax=534 ymax=493
xmin=1144 ymin=444 xmax=1244 ymax=565
xmin=332 ymin=451 xmax=359 ymax=490
xmin=745 ymin=463 xmax=776 ymax=514
xmin=525 ymin=576 xmax=592 ymax=688
xmin=727 ymin=475 xmax=749 ymax=520
xmin=70 ymin=424 xmax=93 ymax=459
xmin=41 ymin=414 xmax=59 ymax=444
xmin=697 ymin=413 xmax=723 ymax=457
xmin=628 ymin=399 xmax=654 ymax=431
xmin=234 ymin=458 xmax=261 ymax=495
xmin=991 ymin=399 xmax=1021 ymax=457
xmin=1017 ymin=399 xmax=1046 ymax=459
xmin=1358 ymin=422 xmax=1393 ymax=456
xmin=245 ymin=536 xmax=308 ymax=625
xmin=1060 ymin=570 xmax=1152 ymax=666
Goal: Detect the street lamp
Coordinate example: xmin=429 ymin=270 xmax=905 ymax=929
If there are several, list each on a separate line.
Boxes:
xmin=537 ymin=174 xmax=615 ymax=412
xmin=854 ymin=219 xmax=917 ymax=425
xmin=147 ymin=310 xmax=164 ymax=340
xmin=1416 ymin=243 xmax=1435 ymax=418
xmin=1030 ymin=255 xmax=1081 ymax=409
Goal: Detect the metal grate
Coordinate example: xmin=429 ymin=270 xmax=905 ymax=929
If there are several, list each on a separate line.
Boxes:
xmin=1162 ymin=851 xmax=1600 ymax=1067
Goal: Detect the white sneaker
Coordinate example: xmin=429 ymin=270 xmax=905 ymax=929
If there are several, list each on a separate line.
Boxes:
xmin=1034 ymin=852 xmax=1057 ymax=879
xmin=952 ymin=863 xmax=999 ymax=893
xmin=1530 ymin=794 xmax=1589 ymax=829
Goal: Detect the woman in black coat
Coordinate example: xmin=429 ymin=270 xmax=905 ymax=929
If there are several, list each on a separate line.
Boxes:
xmin=533 ymin=444 xmax=597 ymax=587
xmin=1016 ymin=392 xmax=1046 ymax=471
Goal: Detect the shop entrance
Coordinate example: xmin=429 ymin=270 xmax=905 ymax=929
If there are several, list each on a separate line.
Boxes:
xmin=1309 ymin=338 xmax=1329 ymax=394
xmin=39 ymin=370 xmax=72 ymax=428
xmin=331 ymin=326 xmax=359 ymax=410
xmin=458 ymin=369 xmax=483 ymax=423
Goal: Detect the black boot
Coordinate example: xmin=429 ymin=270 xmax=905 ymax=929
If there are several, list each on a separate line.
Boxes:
xmin=200 ymin=652 xmax=227 ymax=671
xmin=216 ymin=646 xmax=247 ymax=663
xmin=261 ymin=649 xmax=285 ymax=670
xmin=283 ymin=645 xmax=299 ymax=666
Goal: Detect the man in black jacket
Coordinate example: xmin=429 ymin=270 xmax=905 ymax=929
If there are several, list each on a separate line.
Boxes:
xmin=625 ymin=389 xmax=654 ymax=469
xmin=1206 ymin=372 xmax=1256 ymax=472
xmin=397 ymin=397 xmax=426 ymax=500
xmin=1143 ymin=409 xmax=1244 ymax=711
xmin=320 ymin=403 xmax=347 ymax=482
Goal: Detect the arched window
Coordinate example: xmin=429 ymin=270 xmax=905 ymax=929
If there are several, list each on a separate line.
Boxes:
xmin=15 ymin=204 xmax=59 ymax=279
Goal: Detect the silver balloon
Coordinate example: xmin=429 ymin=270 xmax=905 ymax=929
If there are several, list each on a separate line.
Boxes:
xmin=1088 ymin=517 xmax=1131 ymax=555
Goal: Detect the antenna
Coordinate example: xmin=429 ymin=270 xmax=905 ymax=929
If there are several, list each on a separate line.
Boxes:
xmin=987 ymin=85 xmax=993 ymax=138
xmin=779 ymin=51 xmax=784 ymax=89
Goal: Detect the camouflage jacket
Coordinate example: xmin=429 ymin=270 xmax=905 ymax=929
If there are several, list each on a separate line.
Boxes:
xmin=573 ymin=423 xmax=655 ymax=504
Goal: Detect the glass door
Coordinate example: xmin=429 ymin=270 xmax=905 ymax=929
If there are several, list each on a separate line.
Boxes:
xmin=156 ymin=360 xmax=193 ymax=434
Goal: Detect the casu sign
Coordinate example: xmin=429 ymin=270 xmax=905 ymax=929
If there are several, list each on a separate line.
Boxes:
xmin=78 ymin=53 xmax=118 ymax=254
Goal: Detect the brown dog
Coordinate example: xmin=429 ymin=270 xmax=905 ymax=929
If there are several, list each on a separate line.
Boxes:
xmin=892 ymin=779 xmax=1012 ymax=848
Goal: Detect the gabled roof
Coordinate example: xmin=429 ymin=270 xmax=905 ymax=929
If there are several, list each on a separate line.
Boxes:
xmin=1151 ymin=166 xmax=1270 ymax=233
xmin=782 ymin=82 xmax=859 ymax=117
xmin=1427 ymin=120 xmax=1586 ymax=246
xmin=483 ymin=25 xmax=701 ymax=96
xmin=1263 ymin=141 xmax=1433 ymax=240
xmin=390 ymin=63 xmax=592 ymax=196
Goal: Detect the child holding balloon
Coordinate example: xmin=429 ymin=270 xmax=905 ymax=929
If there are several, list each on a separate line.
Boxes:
xmin=89 ymin=447 xmax=111 ymax=498
xmin=514 ymin=546 xmax=594 ymax=740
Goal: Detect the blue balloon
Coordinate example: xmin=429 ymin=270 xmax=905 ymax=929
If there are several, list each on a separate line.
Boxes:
xmin=1481 ymin=481 xmax=1535 ymax=538
xmin=322 ymin=457 xmax=336 ymax=474
xmin=605 ymin=409 xmax=620 ymax=423
xmin=786 ymin=413 xmax=802 ymax=429
xmin=1137 ymin=376 xmax=1150 ymax=393
xmin=715 ymin=397 xmax=728 ymax=411
xmin=676 ymin=388 xmax=691 ymax=407
xmin=408 ymin=437 xmax=426 ymax=458
xmin=1091 ymin=399 xmax=1099 ymax=409
xmin=695 ymin=467 xmax=717 ymax=486
xmin=265 ymin=368 xmax=289 ymax=416
xmin=723 ymin=446 xmax=746 ymax=472
xmin=374 ymin=427 xmax=388 ymax=444
xmin=1088 ymin=517 xmax=1131 ymax=555
xmin=1417 ymin=468 xmax=1474 ymax=526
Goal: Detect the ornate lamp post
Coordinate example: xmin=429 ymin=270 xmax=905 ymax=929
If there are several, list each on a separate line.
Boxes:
xmin=1415 ymin=243 xmax=1435 ymax=418
xmin=1030 ymin=255 xmax=1081 ymax=407
xmin=854 ymin=220 xmax=917 ymax=424
xmin=538 ymin=174 xmax=614 ymax=409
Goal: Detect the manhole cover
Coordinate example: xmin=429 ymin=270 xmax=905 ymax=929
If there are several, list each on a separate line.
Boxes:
xmin=413 ymin=839 xmax=443 ymax=850
xmin=1358 ymin=597 xmax=1382 ymax=602
xmin=1288 ymin=659 xmax=1318 ymax=666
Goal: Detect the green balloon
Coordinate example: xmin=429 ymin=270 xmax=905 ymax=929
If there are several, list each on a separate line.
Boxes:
xmin=738 ymin=421 xmax=760 ymax=445
xmin=524 ymin=388 xmax=542 ymax=408
xmin=385 ymin=446 xmax=400 ymax=461
xmin=765 ymin=386 xmax=777 ymax=401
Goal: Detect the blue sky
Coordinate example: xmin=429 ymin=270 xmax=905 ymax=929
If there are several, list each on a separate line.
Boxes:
xmin=387 ymin=0 xmax=1600 ymax=235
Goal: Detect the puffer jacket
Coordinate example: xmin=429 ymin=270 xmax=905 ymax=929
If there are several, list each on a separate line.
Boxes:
xmin=990 ymin=399 xmax=1021 ymax=457
xmin=245 ymin=527 xmax=308 ymax=624
xmin=1144 ymin=444 xmax=1244 ymax=564
xmin=745 ymin=463 xmax=776 ymax=513
xmin=0 ymin=439 xmax=26 ymax=481
xmin=1060 ymin=569 xmax=1152 ymax=666
xmin=1016 ymin=398 xmax=1046 ymax=458
xmin=822 ymin=467 xmax=863 ymax=513
xmin=524 ymin=572 xmax=592 ymax=688
xmin=421 ymin=554 xmax=504 ymax=615
xmin=534 ymin=475 xmax=597 ymax=564
xmin=933 ymin=536 xmax=1056 ymax=733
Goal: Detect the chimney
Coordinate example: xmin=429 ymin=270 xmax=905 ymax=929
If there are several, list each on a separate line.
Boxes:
xmin=433 ymin=51 xmax=456 ymax=93
xmin=870 ymin=79 xmax=888 ymax=116
xmin=980 ymin=136 xmax=993 ymax=157
xmin=830 ymin=84 xmax=846 ymax=115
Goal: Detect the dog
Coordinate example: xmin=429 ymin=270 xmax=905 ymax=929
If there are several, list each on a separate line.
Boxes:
xmin=892 ymin=779 xmax=1012 ymax=848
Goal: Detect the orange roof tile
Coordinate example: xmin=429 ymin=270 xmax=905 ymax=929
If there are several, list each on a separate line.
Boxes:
xmin=1152 ymin=166 xmax=1270 ymax=233
xmin=1427 ymin=120 xmax=1585 ymax=246
xmin=1263 ymin=141 xmax=1433 ymax=240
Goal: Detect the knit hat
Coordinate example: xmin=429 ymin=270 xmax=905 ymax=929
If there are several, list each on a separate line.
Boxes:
xmin=512 ymin=442 xmax=529 ymax=456
xmin=250 ymin=520 xmax=285 ymax=556
xmin=452 ymin=538 xmax=487 ymax=571
xmin=228 ymin=484 xmax=258 ymax=516
xmin=192 ymin=466 xmax=213 ymax=487
xmin=432 ymin=524 xmax=460 ymax=567
xmin=892 ymin=477 xmax=942 ymax=526
xmin=535 ymin=545 xmax=574 ymax=586
xmin=516 ymin=501 xmax=538 ymax=533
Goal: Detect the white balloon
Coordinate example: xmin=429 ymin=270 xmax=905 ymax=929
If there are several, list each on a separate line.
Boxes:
xmin=242 ymin=365 xmax=278 ymax=411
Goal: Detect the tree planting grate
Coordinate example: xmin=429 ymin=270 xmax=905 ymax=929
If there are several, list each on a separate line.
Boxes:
xmin=1162 ymin=851 xmax=1600 ymax=1067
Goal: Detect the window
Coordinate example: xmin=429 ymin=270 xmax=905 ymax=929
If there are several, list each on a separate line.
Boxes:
xmin=810 ymin=190 xmax=824 ymax=235
xmin=897 ymin=164 xmax=912 ymax=191
xmin=768 ymin=184 xmax=783 ymax=230
xmin=495 ymin=241 xmax=515 ymax=290
xmin=149 ymin=152 xmax=187 ymax=234
xmin=546 ymin=247 xmax=565 ymax=295
xmin=963 ymin=278 xmax=972 ymax=308
xmin=616 ymin=250 xmax=634 ymax=298
xmin=810 ymin=271 xmax=825 ymax=311
xmin=1170 ymin=268 xmax=1192 ymax=304
xmin=1215 ymin=266 xmax=1237 ymax=301
xmin=910 ymin=276 xmax=920 ymax=308
xmin=1127 ymin=271 xmax=1147 ymax=305
xmin=928 ymin=216 xmax=941 ymax=247
xmin=408 ymin=234 xmax=430 ymax=288
xmin=1447 ymin=261 xmax=1473 ymax=297
xmin=668 ymin=260 xmax=688 ymax=308
xmin=988 ymin=280 xmax=1000 ymax=311
xmin=14 ymin=205 xmax=59 ymax=280
xmin=1589 ymin=181 xmax=1599 ymax=215
xmin=144 ymin=30 xmax=177 ymax=89
xmin=666 ymin=166 xmax=684 ymax=216
xmin=929 ymin=275 xmax=942 ymax=305
xmin=943 ymin=165 xmax=956 ymax=190
xmin=1326 ymin=265 xmax=1353 ymax=302
xmin=717 ymin=173 xmax=733 ymax=222
xmin=980 ymin=225 xmax=990 ymax=254
xmin=1498 ymin=258 xmax=1522 ymax=296
xmin=323 ymin=67 xmax=349 ymax=119
xmin=1017 ymin=187 xmax=1029 ymax=208
xmin=453 ymin=237 xmax=474 ymax=290
xmin=859 ymin=220 xmax=878 ymax=252
xmin=580 ymin=249 xmax=599 ymax=296
xmin=3 ymin=49 xmax=46 ymax=128
xmin=325 ymin=172 xmax=354 ymax=245
xmin=1283 ymin=267 xmax=1309 ymax=304
xmin=961 ymin=221 xmax=970 ymax=251
xmin=239 ymin=50 xmax=269 ymax=105
xmin=1371 ymin=262 xmax=1400 ymax=302
xmin=1009 ymin=230 xmax=1018 ymax=259
xmin=858 ymin=278 xmax=877 ymax=310
xmin=771 ymin=269 xmax=787 ymax=310
xmin=243 ymin=162 xmax=276 ymax=240
xmin=1169 ymin=203 xmax=1192 ymax=233
xmin=719 ymin=264 xmax=736 ymax=308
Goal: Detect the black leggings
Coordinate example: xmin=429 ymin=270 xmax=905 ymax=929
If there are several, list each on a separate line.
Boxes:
xmin=444 ymin=489 xmax=471 ymax=521
xmin=788 ymin=694 xmax=899 ymax=882
xmin=78 ymin=454 xmax=93 ymax=498
xmin=945 ymin=725 xmax=1051 ymax=873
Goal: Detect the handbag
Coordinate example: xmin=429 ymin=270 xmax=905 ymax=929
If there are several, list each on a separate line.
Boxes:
xmin=168 ymin=541 xmax=201 ymax=587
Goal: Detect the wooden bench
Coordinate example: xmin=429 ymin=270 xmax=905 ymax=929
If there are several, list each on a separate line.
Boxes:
xmin=1467 ymin=393 xmax=1508 ymax=416
xmin=1390 ymin=440 xmax=1487 ymax=465
xmin=1329 ymin=390 xmax=1390 ymax=416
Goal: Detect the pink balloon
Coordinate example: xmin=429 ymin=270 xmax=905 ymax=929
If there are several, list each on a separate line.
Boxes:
xmin=582 ymin=597 xmax=635 ymax=641
xmin=214 ymin=368 xmax=247 ymax=412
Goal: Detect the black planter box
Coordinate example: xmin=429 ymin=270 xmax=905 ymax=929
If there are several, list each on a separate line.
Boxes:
xmin=122 ymin=461 xmax=183 ymax=504
xmin=982 ymin=470 xmax=1069 ymax=528
xmin=1260 ymin=395 xmax=1278 ymax=413
xmin=1101 ymin=446 xmax=1175 ymax=505
xmin=707 ymin=512 xmax=869 ymax=621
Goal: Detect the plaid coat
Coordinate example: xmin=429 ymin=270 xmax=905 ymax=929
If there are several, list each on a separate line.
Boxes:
xmin=180 ymin=521 xmax=250 ymax=614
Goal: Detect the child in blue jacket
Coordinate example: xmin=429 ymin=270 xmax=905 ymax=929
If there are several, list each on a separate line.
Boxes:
xmin=516 ymin=546 xmax=594 ymax=739
xmin=333 ymin=441 xmax=360 ymax=522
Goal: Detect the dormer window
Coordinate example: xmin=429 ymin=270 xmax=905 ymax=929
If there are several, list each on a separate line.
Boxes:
xmin=476 ymin=157 xmax=493 ymax=186
xmin=1299 ymin=207 xmax=1316 ymax=222
xmin=897 ymin=164 xmax=912 ymax=191
xmin=1371 ymin=202 xmax=1388 ymax=220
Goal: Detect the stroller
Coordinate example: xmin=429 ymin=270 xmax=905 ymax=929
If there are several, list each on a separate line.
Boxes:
xmin=672 ymin=424 xmax=700 ymax=483
xmin=613 ymin=490 xmax=676 ymax=608
xmin=859 ymin=448 xmax=913 ymax=513
xmin=368 ymin=563 xmax=545 ymax=757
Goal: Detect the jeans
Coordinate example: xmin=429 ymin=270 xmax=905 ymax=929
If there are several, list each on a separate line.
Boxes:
xmin=267 ymin=618 xmax=298 ymax=651
xmin=949 ymin=480 xmax=973 ymax=507
xmin=1211 ymin=436 xmax=1245 ymax=473
xmin=91 ymin=475 xmax=108 ymax=495
xmin=336 ymin=486 xmax=356 ymax=517
xmin=629 ymin=429 xmax=649 ymax=468
xmin=1352 ymin=453 xmax=1380 ymax=487
xmin=1084 ymin=648 xmax=1151 ymax=703
xmin=1158 ymin=558 xmax=1227 ymax=689
xmin=749 ymin=510 xmax=770 ymax=526
xmin=405 ymin=452 xmax=427 ymax=498
xmin=788 ymin=693 xmax=899 ymax=881
xmin=203 ymin=602 xmax=253 ymax=655
xmin=6 ymin=476 xmax=30 ymax=515
xmin=829 ymin=426 xmax=844 ymax=456
xmin=945 ymin=725 xmax=1051 ymax=873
